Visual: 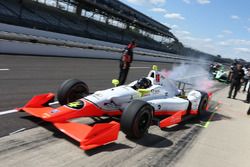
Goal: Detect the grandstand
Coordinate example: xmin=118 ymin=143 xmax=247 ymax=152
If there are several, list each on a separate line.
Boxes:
xmin=0 ymin=0 xmax=217 ymax=60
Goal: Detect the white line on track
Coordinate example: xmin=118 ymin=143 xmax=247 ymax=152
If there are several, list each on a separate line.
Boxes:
xmin=130 ymin=67 xmax=150 ymax=69
xmin=0 ymin=109 xmax=18 ymax=116
xmin=49 ymin=101 xmax=59 ymax=105
xmin=0 ymin=68 xmax=10 ymax=71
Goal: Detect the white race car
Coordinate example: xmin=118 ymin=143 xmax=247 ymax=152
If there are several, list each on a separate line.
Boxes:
xmin=19 ymin=65 xmax=212 ymax=150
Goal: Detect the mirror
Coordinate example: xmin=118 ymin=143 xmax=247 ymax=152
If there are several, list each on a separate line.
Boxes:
xmin=152 ymin=65 xmax=158 ymax=71
xmin=112 ymin=79 xmax=119 ymax=87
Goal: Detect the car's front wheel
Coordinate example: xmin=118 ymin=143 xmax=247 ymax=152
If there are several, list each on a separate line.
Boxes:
xmin=121 ymin=100 xmax=153 ymax=138
xmin=57 ymin=79 xmax=89 ymax=105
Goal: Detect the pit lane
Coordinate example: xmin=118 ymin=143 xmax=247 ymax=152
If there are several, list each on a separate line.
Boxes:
xmin=0 ymin=54 xmax=226 ymax=167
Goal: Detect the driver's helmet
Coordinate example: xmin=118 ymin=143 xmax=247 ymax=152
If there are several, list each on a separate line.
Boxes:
xmin=135 ymin=78 xmax=152 ymax=89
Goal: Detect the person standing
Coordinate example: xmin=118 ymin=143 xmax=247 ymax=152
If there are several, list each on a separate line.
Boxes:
xmin=228 ymin=63 xmax=245 ymax=99
xmin=227 ymin=62 xmax=236 ymax=83
xmin=118 ymin=40 xmax=136 ymax=85
xmin=244 ymin=68 xmax=250 ymax=103
xmin=245 ymin=82 xmax=250 ymax=103
xmin=243 ymin=67 xmax=250 ymax=92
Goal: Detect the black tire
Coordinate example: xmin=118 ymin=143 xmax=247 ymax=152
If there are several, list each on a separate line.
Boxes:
xmin=198 ymin=92 xmax=209 ymax=116
xmin=57 ymin=79 xmax=89 ymax=105
xmin=220 ymin=74 xmax=228 ymax=80
xmin=121 ymin=100 xmax=153 ymax=139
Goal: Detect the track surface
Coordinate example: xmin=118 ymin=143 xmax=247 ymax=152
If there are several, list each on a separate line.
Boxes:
xmin=0 ymin=55 xmax=226 ymax=167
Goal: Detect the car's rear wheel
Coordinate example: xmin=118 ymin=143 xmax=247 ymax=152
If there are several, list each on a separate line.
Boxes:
xmin=198 ymin=92 xmax=208 ymax=116
xmin=57 ymin=79 xmax=89 ymax=105
xmin=121 ymin=100 xmax=153 ymax=138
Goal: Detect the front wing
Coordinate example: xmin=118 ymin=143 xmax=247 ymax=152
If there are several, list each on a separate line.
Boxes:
xmin=19 ymin=93 xmax=120 ymax=150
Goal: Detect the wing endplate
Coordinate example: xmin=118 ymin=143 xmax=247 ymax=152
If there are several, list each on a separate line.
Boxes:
xmin=54 ymin=121 xmax=120 ymax=150
xmin=159 ymin=111 xmax=183 ymax=128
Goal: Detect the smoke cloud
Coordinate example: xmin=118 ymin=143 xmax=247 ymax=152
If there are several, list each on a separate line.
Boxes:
xmin=161 ymin=63 xmax=215 ymax=92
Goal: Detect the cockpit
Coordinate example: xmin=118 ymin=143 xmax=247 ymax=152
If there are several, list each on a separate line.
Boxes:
xmin=131 ymin=77 xmax=152 ymax=90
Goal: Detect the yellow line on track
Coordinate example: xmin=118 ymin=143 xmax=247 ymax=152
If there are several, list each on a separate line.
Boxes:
xmin=197 ymin=102 xmax=221 ymax=128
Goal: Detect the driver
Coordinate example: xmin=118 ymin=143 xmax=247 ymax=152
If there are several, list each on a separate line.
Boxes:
xmin=132 ymin=78 xmax=152 ymax=90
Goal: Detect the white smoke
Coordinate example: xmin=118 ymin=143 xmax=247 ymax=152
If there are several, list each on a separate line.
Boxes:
xmin=161 ymin=63 xmax=215 ymax=92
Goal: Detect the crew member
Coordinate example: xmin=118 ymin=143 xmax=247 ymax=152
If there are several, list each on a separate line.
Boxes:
xmin=118 ymin=40 xmax=136 ymax=85
xmin=227 ymin=62 xmax=236 ymax=83
xmin=228 ymin=63 xmax=245 ymax=99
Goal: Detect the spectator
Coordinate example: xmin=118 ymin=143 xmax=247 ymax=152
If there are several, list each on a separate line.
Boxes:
xmin=118 ymin=40 xmax=136 ymax=85
xmin=245 ymin=68 xmax=250 ymax=103
xmin=227 ymin=62 xmax=236 ymax=83
xmin=228 ymin=63 xmax=245 ymax=99
xmin=243 ymin=67 xmax=250 ymax=92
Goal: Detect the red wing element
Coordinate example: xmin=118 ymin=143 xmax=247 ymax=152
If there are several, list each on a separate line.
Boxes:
xmin=19 ymin=93 xmax=55 ymax=119
xmin=54 ymin=121 xmax=120 ymax=150
xmin=159 ymin=111 xmax=182 ymax=128
xmin=21 ymin=107 xmax=54 ymax=119
xmin=19 ymin=93 xmax=121 ymax=150
xmin=24 ymin=93 xmax=55 ymax=108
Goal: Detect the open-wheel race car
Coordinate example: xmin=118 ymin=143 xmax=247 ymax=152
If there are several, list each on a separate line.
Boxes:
xmin=19 ymin=65 xmax=212 ymax=150
xmin=210 ymin=63 xmax=229 ymax=83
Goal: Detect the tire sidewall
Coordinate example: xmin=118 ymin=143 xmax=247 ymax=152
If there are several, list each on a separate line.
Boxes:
xmin=131 ymin=105 xmax=153 ymax=138
xmin=198 ymin=92 xmax=208 ymax=116
xmin=57 ymin=79 xmax=89 ymax=105
xmin=121 ymin=100 xmax=153 ymax=138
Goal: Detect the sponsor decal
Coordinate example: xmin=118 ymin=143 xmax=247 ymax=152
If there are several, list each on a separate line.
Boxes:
xmin=42 ymin=113 xmax=50 ymax=118
xmin=152 ymin=89 xmax=160 ymax=94
xmin=66 ymin=100 xmax=84 ymax=109
xmin=156 ymin=74 xmax=160 ymax=82
xmin=133 ymin=94 xmax=140 ymax=99
xmin=103 ymin=102 xmax=118 ymax=110
xmin=95 ymin=93 xmax=103 ymax=97
xmin=92 ymin=93 xmax=103 ymax=99
xmin=51 ymin=109 xmax=60 ymax=114
xmin=158 ymin=105 xmax=161 ymax=110
xmin=92 ymin=95 xmax=100 ymax=99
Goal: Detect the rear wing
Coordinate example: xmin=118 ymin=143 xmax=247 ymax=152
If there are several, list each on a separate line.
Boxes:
xmin=174 ymin=80 xmax=193 ymax=90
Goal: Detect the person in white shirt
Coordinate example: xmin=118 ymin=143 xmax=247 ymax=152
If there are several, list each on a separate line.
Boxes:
xmin=244 ymin=68 xmax=250 ymax=103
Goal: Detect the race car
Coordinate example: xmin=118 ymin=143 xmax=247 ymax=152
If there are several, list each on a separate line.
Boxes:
xmin=18 ymin=65 xmax=212 ymax=150
xmin=210 ymin=63 xmax=229 ymax=83
xmin=214 ymin=69 xmax=229 ymax=83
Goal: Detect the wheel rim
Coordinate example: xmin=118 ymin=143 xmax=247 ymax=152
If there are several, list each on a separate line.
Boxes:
xmin=138 ymin=110 xmax=151 ymax=133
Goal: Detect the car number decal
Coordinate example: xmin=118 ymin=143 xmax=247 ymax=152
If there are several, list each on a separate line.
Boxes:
xmin=66 ymin=100 xmax=84 ymax=109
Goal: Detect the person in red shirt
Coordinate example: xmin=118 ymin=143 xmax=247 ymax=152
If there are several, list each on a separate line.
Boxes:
xmin=118 ymin=40 xmax=136 ymax=85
